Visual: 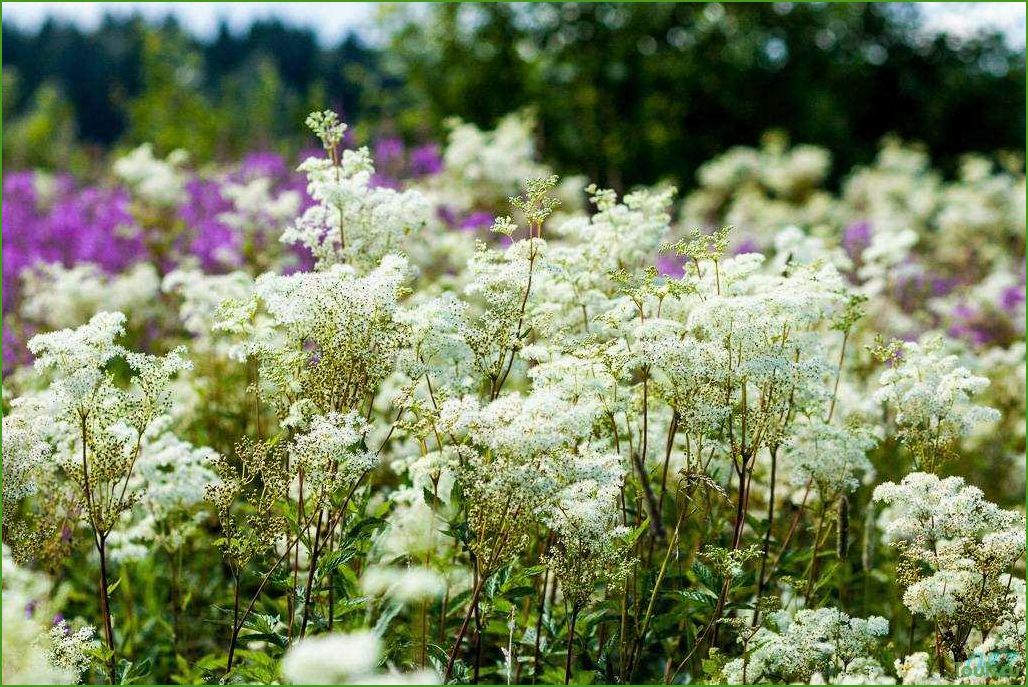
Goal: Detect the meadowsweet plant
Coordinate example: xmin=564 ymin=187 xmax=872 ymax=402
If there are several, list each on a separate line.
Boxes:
xmin=719 ymin=607 xmax=890 ymax=684
xmin=282 ymin=112 xmax=430 ymax=271
xmin=1 ymin=107 xmax=1024 ymax=686
xmin=873 ymin=473 xmax=1025 ymax=668
xmin=872 ymin=335 xmax=1000 ymax=471
xmin=3 ymin=545 xmax=98 ymax=685
xmin=5 ymin=312 xmax=193 ymax=682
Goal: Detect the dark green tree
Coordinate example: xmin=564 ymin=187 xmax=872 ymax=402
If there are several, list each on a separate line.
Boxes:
xmin=383 ymin=3 xmax=1026 ymax=188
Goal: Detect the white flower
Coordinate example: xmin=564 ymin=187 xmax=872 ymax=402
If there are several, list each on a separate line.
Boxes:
xmin=872 ymin=472 xmax=1022 ymax=547
xmin=894 ymin=652 xmax=947 ymax=685
xmin=723 ymin=607 xmax=889 ymax=684
xmin=281 ymin=631 xmax=382 ymax=683
xmin=46 ymin=622 xmax=99 ymax=680
xmin=163 ymin=269 xmax=253 ymax=340
xmin=21 ymin=263 xmax=160 ymax=330
xmin=290 ymin=411 xmax=377 ymax=489
xmin=112 ymin=143 xmax=188 ymax=206
xmin=785 ymin=419 xmax=876 ymax=496
xmin=282 ymin=130 xmax=429 ymax=271
xmin=2 ymin=414 xmax=52 ymax=505
xmin=2 ymin=546 xmax=89 ymax=684
xmin=360 ymin=566 xmax=446 ymax=602
xmin=902 ymin=569 xmax=975 ymax=620
xmin=874 ymin=335 xmax=1000 ymax=466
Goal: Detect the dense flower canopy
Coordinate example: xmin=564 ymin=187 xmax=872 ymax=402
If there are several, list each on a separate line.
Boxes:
xmin=1 ymin=109 xmax=1024 ymax=686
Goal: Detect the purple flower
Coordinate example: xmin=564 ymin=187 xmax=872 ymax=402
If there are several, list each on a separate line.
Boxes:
xmin=948 ymin=303 xmax=993 ymax=347
xmin=239 ymin=151 xmax=289 ymax=181
xmin=842 ymin=220 xmax=872 ymax=259
xmin=930 ymin=277 xmax=957 ymax=298
xmin=459 ymin=211 xmax=494 ymax=232
xmin=733 ymin=237 xmax=761 ymax=255
xmin=3 ymin=325 xmax=28 ymax=375
xmin=2 ymin=172 xmax=144 ymax=311
xmin=410 ymin=143 xmax=443 ymax=177
xmin=178 ymin=178 xmax=240 ymax=272
xmin=298 ymin=147 xmax=326 ymax=164
xmin=370 ymin=173 xmax=401 ymax=190
xmin=374 ymin=137 xmax=405 ymax=167
xmin=1000 ymin=284 xmax=1026 ymax=313
xmin=437 ymin=205 xmax=459 ymax=227
xmin=656 ymin=254 xmax=685 ymax=278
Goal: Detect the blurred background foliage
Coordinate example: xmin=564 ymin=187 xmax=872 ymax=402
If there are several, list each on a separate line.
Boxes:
xmin=3 ymin=3 xmax=1025 ymax=187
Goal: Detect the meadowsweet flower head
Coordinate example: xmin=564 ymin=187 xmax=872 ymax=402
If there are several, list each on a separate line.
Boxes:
xmin=112 ymin=143 xmax=188 ymax=207
xmin=306 ymin=110 xmax=347 ymax=152
xmin=2 ymin=546 xmax=93 ymax=684
xmin=284 ymin=112 xmax=429 ymax=271
xmin=20 ymin=262 xmax=160 ymax=331
xmin=289 ymin=411 xmax=377 ymax=490
xmin=874 ymin=335 xmax=1000 ymax=469
xmin=360 ymin=565 xmax=446 ymax=602
xmin=281 ymin=631 xmax=381 ymax=683
xmin=721 ymin=607 xmax=888 ymax=684
xmin=785 ymin=419 xmax=876 ymax=498
xmin=874 ymin=471 xmax=1025 ymax=661
xmin=46 ymin=621 xmax=98 ymax=680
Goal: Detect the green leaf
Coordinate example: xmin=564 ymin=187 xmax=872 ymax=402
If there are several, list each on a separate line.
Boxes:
xmin=678 ymin=588 xmax=717 ymax=607
xmin=118 ymin=657 xmax=151 ymax=684
xmin=692 ymin=560 xmax=720 ymax=591
xmin=373 ymin=602 xmax=403 ymax=636
xmin=346 ymin=516 xmax=387 ymax=540
xmin=628 ymin=519 xmax=650 ymax=545
xmin=422 ymin=486 xmax=445 ymax=510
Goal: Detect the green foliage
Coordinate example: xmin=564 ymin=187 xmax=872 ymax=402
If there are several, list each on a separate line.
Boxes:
xmin=384 ymin=3 xmax=1026 ymax=188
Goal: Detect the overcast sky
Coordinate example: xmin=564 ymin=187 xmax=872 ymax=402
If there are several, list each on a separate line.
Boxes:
xmin=2 ymin=2 xmax=1025 ymax=48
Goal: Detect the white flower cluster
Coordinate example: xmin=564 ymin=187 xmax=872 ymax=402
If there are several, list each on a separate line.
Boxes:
xmin=282 ymin=116 xmax=429 ymax=271
xmin=360 ymin=565 xmax=446 ymax=603
xmin=784 ymin=419 xmax=876 ymax=499
xmin=548 ymin=184 xmax=676 ymax=293
xmin=112 ymin=143 xmax=189 ymax=207
xmin=289 ymin=411 xmax=377 ymax=491
xmin=2 ymin=546 xmax=96 ymax=684
xmin=3 ymin=106 xmax=1023 ymax=686
xmin=540 ymin=448 xmax=632 ymax=609
xmin=162 ymin=268 xmax=254 ymax=341
xmin=722 ymin=607 xmax=889 ymax=684
xmin=874 ymin=335 xmax=1000 ymax=467
xmin=18 ymin=312 xmax=192 ymax=538
xmin=874 ymin=472 xmax=1024 ymax=662
xmin=106 ymin=416 xmax=220 ymax=560
xmin=281 ymin=631 xmax=437 ymax=684
xmin=2 ymin=413 xmax=52 ymax=506
xmin=218 ymin=255 xmax=411 ymax=421
xmin=218 ymin=176 xmax=302 ymax=270
xmin=682 ymin=134 xmax=834 ymax=245
xmin=439 ymin=112 xmax=551 ymax=207
xmin=20 ymin=263 xmax=160 ymax=331
xmin=680 ymin=135 xmax=1025 ymax=358
xmin=46 ymin=622 xmax=98 ymax=681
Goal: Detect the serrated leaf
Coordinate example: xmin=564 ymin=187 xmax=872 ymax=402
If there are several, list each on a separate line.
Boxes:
xmin=422 ymin=486 xmax=445 ymax=510
xmin=678 ymin=588 xmax=717 ymax=607
xmin=692 ymin=560 xmax=720 ymax=591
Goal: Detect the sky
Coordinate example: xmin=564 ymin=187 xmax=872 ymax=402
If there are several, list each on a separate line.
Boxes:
xmin=0 ymin=2 xmax=381 ymax=44
xmin=2 ymin=1 xmax=1025 ymax=48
